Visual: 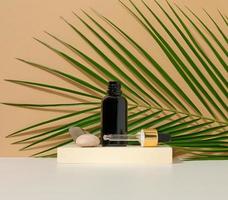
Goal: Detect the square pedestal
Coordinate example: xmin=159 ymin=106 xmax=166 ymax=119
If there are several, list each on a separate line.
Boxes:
xmin=57 ymin=144 xmax=172 ymax=165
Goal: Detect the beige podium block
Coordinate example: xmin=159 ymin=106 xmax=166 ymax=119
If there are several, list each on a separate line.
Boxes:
xmin=57 ymin=144 xmax=172 ymax=165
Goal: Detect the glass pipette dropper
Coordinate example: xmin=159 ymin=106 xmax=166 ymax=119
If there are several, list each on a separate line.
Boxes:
xmin=103 ymin=128 xmax=171 ymax=147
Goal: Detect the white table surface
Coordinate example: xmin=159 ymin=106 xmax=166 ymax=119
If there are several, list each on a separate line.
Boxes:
xmin=0 ymin=158 xmax=227 ymax=200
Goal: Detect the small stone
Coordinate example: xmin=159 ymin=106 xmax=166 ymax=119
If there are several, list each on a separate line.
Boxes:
xmin=76 ymin=134 xmax=100 ymax=147
xmin=69 ymin=127 xmax=87 ymax=142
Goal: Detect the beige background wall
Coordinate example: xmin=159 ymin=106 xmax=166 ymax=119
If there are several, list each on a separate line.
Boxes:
xmin=0 ymin=0 xmax=227 ymax=156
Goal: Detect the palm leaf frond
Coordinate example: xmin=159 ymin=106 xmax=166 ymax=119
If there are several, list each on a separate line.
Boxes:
xmin=5 ymin=0 xmax=228 ymax=160
xmin=2 ymin=102 xmax=100 ymax=107
xmin=187 ymin=8 xmax=228 ymax=60
xmin=203 ymin=9 xmax=228 ymax=43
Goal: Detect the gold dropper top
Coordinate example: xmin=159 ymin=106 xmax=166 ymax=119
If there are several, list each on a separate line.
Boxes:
xmin=141 ymin=128 xmax=158 ymax=147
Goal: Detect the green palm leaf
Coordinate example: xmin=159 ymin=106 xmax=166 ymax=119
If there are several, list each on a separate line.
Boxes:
xmin=61 ymin=17 xmax=151 ymax=106
xmin=12 ymin=106 xmax=137 ymax=145
xmin=6 ymin=79 xmax=102 ymax=100
xmin=20 ymin=113 xmax=100 ymax=150
xmin=146 ymin=1 xmax=227 ymax=95
xmin=122 ymin=0 xmax=203 ymax=115
xmin=165 ymin=1 xmax=227 ymax=111
xmin=180 ymin=12 xmax=227 ymax=93
xmin=204 ymin=9 xmax=228 ymax=43
xmin=44 ymin=31 xmax=140 ymax=105
xmin=138 ymin=0 xmax=227 ymax=119
xmin=20 ymin=107 xmax=152 ymax=154
xmin=7 ymin=107 xmax=100 ymax=137
xmin=187 ymin=8 xmax=228 ymax=61
xmin=2 ymin=102 xmax=100 ymax=107
xmin=218 ymin=10 xmax=228 ymax=26
xmin=5 ymin=0 xmax=228 ymax=160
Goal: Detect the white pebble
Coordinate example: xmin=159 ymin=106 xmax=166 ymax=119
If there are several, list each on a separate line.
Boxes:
xmin=76 ymin=134 xmax=100 ymax=147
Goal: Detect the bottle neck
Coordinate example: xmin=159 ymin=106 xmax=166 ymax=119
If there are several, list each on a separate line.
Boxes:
xmin=107 ymin=81 xmax=122 ymax=96
xmin=107 ymin=89 xmax=122 ymax=96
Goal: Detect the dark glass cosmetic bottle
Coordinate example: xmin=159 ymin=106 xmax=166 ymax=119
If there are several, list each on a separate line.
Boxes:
xmin=101 ymin=81 xmax=127 ymax=146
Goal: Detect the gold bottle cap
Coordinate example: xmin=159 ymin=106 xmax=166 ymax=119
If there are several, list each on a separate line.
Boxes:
xmin=140 ymin=128 xmax=158 ymax=147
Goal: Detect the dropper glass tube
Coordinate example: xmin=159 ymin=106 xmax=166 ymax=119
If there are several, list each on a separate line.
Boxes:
xmin=103 ymin=129 xmax=170 ymax=147
xmin=103 ymin=134 xmax=141 ymax=142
